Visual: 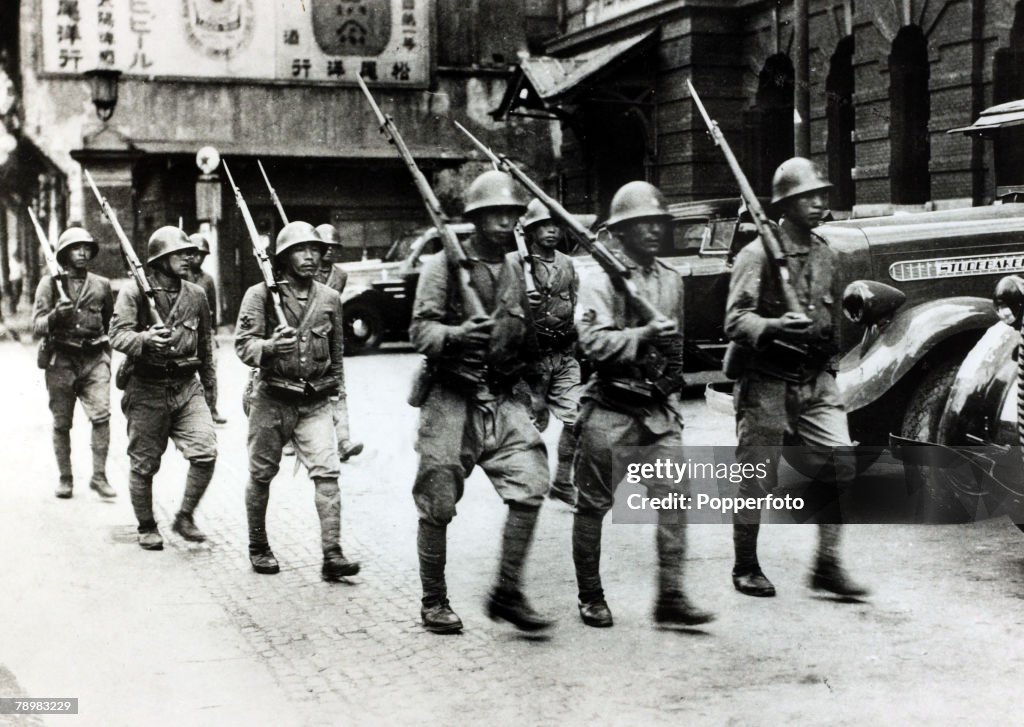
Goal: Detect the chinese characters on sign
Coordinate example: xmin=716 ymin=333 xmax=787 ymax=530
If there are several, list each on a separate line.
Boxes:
xmin=41 ymin=0 xmax=430 ymax=86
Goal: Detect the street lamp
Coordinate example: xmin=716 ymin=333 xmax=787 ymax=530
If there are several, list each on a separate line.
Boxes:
xmin=84 ymin=68 xmax=122 ymax=122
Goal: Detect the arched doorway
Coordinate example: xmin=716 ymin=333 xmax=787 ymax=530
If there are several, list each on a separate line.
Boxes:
xmin=889 ymin=25 xmax=930 ymax=205
xmin=744 ymin=53 xmax=795 ymax=196
xmin=826 ymin=36 xmax=855 ymax=211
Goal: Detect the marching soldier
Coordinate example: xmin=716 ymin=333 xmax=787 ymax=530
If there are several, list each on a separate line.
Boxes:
xmin=573 ymin=181 xmax=714 ymax=629
xmin=186 ymin=232 xmax=227 ymax=424
xmin=109 ymin=227 xmax=217 ymax=550
xmin=32 ymin=227 xmax=116 ymax=499
xmin=725 ymin=157 xmax=867 ymax=599
xmin=510 ymin=199 xmax=582 ymax=505
xmin=235 ymin=221 xmax=360 ymax=581
xmin=314 ymin=223 xmax=362 ymax=462
xmin=410 ymin=170 xmax=552 ymax=635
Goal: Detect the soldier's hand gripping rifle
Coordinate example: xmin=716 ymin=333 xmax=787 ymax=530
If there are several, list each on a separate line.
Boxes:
xmin=513 ymin=221 xmax=540 ymax=302
xmin=28 ymin=206 xmax=70 ymax=304
xmin=356 ymin=74 xmax=487 ymax=321
xmin=686 ymin=79 xmax=811 ymax=378
xmin=453 ymin=121 xmax=667 ymax=326
xmin=258 ymin=160 xmax=289 ymax=225
xmin=223 ymin=161 xmax=288 ymax=325
xmin=84 ymin=169 xmax=165 ymax=328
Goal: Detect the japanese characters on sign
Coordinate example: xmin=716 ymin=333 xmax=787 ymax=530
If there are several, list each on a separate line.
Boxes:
xmin=41 ymin=0 xmax=430 ymax=86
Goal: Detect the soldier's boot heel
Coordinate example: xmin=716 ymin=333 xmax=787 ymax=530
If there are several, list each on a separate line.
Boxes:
xmin=732 ymin=569 xmax=777 ymax=597
xmin=578 ymin=597 xmax=613 ymax=628
xmin=173 ymin=512 xmax=207 ymax=542
xmin=249 ymin=545 xmax=280 ymax=575
xmin=338 ymin=440 xmax=364 ymax=462
xmin=486 ymin=589 xmax=554 ymax=632
xmin=138 ymin=523 xmax=164 ymax=551
xmin=89 ymin=474 xmax=116 ymax=498
xmin=808 ymin=563 xmax=869 ymax=598
xmin=55 ymin=477 xmax=74 ymax=499
xmin=322 ymin=547 xmax=360 ymax=581
xmin=653 ymin=592 xmax=716 ymax=627
xmin=421 ymin=600 xmax=463 ymax=634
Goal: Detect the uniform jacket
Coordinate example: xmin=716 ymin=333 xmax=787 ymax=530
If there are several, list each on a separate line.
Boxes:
xmin=409 ymin=235 xmax=526 ymax=363
xmin=188 ymin=270 xmax=218 ymax=327
xmin=235 ymin=280 xmax=345 ymax=385
xmin=724 ymin=219 xmax=840 ymax=359
xmin=509 ymin=249 xmax=578 ymax=336
xmin=315 ymin=264 xmax=349 ymax=295
xmin=33 ymin=272 xmax=113 ymax=343
xmin=109 ymin=279 xmax=215 ymax=392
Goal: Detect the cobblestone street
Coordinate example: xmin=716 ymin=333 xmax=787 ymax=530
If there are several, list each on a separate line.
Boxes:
xmin=2 ymin=340 xmax=1024 ymax=726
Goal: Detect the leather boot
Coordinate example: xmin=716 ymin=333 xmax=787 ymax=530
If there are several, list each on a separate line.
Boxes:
xmin=246 ymin=479 xmax=279 ymax=574
xmin=732 ymin=524 xmax=776 ymax=597
xmin=88 ymin=421 xmax=115 ymax=498
xmin=334 ymin=396 xmax=363 ymax=461
xmin=809 ymin=524 xmax=869 ymax=598
xmin=487 ymin=503 xmax=552 ymax=631
xmin=53 ymin=427 xmax=73 ymax=498
xmin=315 ymin=478 xmax=360 ymax=580
xmin=418 ymin=520 xmax=462 ymax=633
xmin=573 ymin=511 xmax=611 ymax=626
xmin=173 ymin=460 xmax=214 ymax=542
xmin=654 ymin=515 xmax=715 ymax=627
xmin=129 ymin=471 xmax=161 ymax=550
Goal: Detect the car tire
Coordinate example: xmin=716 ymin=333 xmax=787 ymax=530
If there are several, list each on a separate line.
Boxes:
xmin=900 ymin=359 xmax=976 ymax=523
xmin=343 ymin=302 xmax=383 ymax=355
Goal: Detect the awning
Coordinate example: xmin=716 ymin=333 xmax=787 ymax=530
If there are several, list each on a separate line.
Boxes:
xmin=947 ymin=99 xmax=1024 ymax=136
xmin=492 ymin=30 xmax=657 ymax=120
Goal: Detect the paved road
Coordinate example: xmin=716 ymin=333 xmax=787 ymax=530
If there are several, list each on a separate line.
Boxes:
xmin=1 ymin=341 xmax=1023 ymax=726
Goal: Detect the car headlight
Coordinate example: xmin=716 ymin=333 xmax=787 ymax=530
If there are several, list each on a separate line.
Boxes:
xmin=842 ymin=280 xmax=907 ymax=326
xmin=993 ymin=275 xmax=1024 ymax=328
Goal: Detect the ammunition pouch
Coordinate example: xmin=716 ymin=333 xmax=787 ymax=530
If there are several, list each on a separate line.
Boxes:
xmin=263 ymin=374 xmax=338 ymax=403
xmin=535 ymin=325 xmax=577 ymax=352
xmin=37 ymin=338 xmax=54 ymax=370
xmin=115 ymin=357 xmax=135 ymax=390
xmin=747 ymin=339 xmax=829 ymax=384
xmin=133 ymin=357 xmax=202 ymax=381
xmin=51 ymin=335 xmax=109 ymax=355
xmin=595 ymin=338 xmax=686 ymax=407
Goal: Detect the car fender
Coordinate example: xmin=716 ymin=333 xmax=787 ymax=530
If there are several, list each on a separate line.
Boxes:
xmin=837 ymin=296 xmax=997 ymax=412
xmin=341 ymin=284 xmax=375 ymax=306
xmin=937 ymin=322 xmax=1018 ymax=446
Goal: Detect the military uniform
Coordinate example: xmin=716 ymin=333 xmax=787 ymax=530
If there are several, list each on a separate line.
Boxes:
xmin=410 ymin=170 xmax=552 ymax=635
xmin=32 ymin=270 xmax=114 ymax=497
xmin=110 ymin=227 xmax=217 ymax=549
xmin=314 ymin=260 xmax=360 ymax=460
xmin=725 ymin=157 xmax=866 ymax=599
xmin=507 ymin=247 xmax=582 ymax=502
xmin=186 ymin=267 xmax=223 ymax=418
xmin=235 ymin=220 xmax=358 ymax=580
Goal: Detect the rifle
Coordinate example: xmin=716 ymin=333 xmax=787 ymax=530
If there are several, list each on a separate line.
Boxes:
xmin=686 ymin=79 xmax=810 ymax=379
xmin=84 ymin=169 xmax=165 ymax=328
xmin=453 ymin=121 xmax=667 ymax=325
xmin=258 ymin=160 xmax=289 ymax=225
xmin=28 ymin=207 xmax=70 ymax=304
xmin=223 ymin=161 xmax=288 ymax=325
xmin=356 ymin=74 xmax=487 ymax=320
xmin=513 ymin=222 xmax=538 ymax=299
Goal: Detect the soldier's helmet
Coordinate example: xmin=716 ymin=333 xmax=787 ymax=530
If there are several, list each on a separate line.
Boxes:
xmin=521 ymin=199 xmax=554 ymax=230
xmin=770 ymin=157 xmax=832 ymax=205
xmin=605 ymin=181 xmax=671 ymax=228
xmin=147 ymin=226 xmax=198 ymax=264
xmin=188 ymin=233 xmax=211 ymax=256
xmin=274 ymin=221 xmax=325 ymax=259
xmin=463 ymin=170 xmax=527 ymax=216
xmin=315 ymin=224 xmax=343 ymax=247
xmin=56 ymin=227 xmax=98 ymax=260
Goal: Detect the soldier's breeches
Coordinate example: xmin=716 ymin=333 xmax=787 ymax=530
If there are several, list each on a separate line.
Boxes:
xmin=91 ymin=421 xmax=110 ymax=477
xmin=246 ymin=479 xmax=272 ymax=549
xmin=46 ymin=351 xmax=111 ymax=430
xmin=496 ymin=503 xmax=540 ymax=592
xmin=247 ymin=390 xmax=340 ymax=482
xmin=128 ymin=471 xmax=155 ymax=530
xmin=413 ymin=387 xmax=548 ymax=525
xmin=417 ymin=520 xmax=448 ymax=605
xmin=539 ymin=351 xmax=583 ymax=426
xmin=180 ymin=460 xmax=215 ymax=515
xmin=572 ymin=511 xmax=604 ymax=601
xmin=122 ymin=378 xmax=217 ymax=477
xmin=52 ymin=427 xmax=72 ymax=480
xmin=313 ymin=477 xmax=342 ymax=552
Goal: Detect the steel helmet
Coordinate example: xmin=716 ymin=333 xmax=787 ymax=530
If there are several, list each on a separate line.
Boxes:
xmin=274 ymin=221 xmax=325 ymax=259
xmin=55 ymin=227 xmax=98 ymax=259
xmin=147 ymin=226 xmax=198 ymax=264
xmin=315 ymin=224 xmax=343 ymax=247
xmin=463 ymin=170 xmax=527 ymax=216
xmin=770 ymin=157 xmax=832 ymax=205
xmin=188 ymin=232 xmax=211 ymax=256
xmin=521 ymin=199 xmax=555 ymax=230
xmin=605 ymin=181 xmax=671 ymax=228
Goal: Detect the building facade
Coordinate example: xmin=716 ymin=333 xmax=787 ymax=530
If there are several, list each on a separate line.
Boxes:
xmin=7 ymin=0 xmax=561 ymax=319
xmin=496 ymin=0 xmax=1024 ymax=217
